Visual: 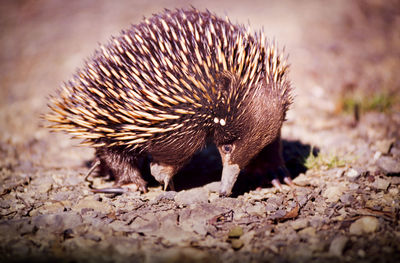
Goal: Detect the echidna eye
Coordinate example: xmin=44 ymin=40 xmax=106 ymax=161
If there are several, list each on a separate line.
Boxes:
xmin=222 ymin=144 xmax=233 ymax=154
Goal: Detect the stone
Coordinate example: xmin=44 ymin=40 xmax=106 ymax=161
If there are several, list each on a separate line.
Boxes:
xmin=298 ymin=227 xmax=316 ymax=237
xmin=340 ymin=193 xmax=354 ymax=204
xmin=231 ymin=239 xmax=244 ymax=250
xmin=291 ymin=218 xmax=308 ymax=230
xmin=72 ymin=197 xmax=113 ymax=214
xmin=372 ymin=177 xmax=390 ymax=190
xmin=346 ymin=168 xmax=361 ymax=180
xmin=329 ymin=235 xmax=348 ymax=257
xmin=377 ymin=156 xmax=400 ymax=174
xmin=349 ymin=216 xmax=379 ymax=235
xmin=323 ymin=185 xmax=346 ymax=203
xmin=174 ymin=187 xmax=208 ymax=206
xmin=245 ymin=202 xmax=266 ymax=216
xmin=155 ymin=191 xmax=177 ymax=201
xmin=203 ymin=181 xmax=221 ymax=192
xmin=228 ymin=226 xmax=243 ymax=238
xmin=292 ymin=173 xmax=310 ymax=186
xmin=33 ymin=212 xmax=83 ymax=232
xmin=375 ymin=139 xmax=395 ymax=154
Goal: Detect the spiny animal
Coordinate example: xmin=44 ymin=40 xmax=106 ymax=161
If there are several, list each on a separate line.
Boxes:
xmin=46 ymin=8 xmax=292 ymax=196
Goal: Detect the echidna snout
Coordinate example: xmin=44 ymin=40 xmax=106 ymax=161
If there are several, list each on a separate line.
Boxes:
xmin=45 ymin=8 xmax=292 ymax=196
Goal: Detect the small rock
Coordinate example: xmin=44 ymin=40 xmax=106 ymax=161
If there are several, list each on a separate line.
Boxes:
xmin=174 ymin=187 xmax=208 ymax=206
xmin=191 ymin=220 xmax=208 ymax=236
xmin=298 ymin=227 xmax=316 ymax=237
xmin=389 ymin=187 xmax=399 ymax=196
xmin=109 ymin=220 xmax=133 ymax=232
xmin=64 ymin=175 xmax=82 ymax=186
xmin=391 ymin=146 xmax=400 ymax=156
xmin=155 ymin=191 xmax=177 ymax=201
xmin=33 ymin=212 xmax=83 ymax=232
xmin=346 ymin=168 xmax=361 ymax=181
xmin=357 ymin=249 xmax=366 ymax=258
xmin=83 ymin=232 xmax=101 ymax=242
xmin=373 ymin=151 xmax=382 ymax=161
xmin=72 ymin=198 xmax=113 ymax=214
xmin=228 ymin=226 xmax=243 ymax=238
xmin=375 ymin=139 xmax=394 ymax=154
xmin=323 ymin=185 xmax=346 ymax=203
xmin=270 ymin=209 xmax=286 ymax=220
xmin=292 ymin=173 xmax=310 ymax=186
xmin=32 ymin=177 xmax=54 ymax=194
xmin=329 ymin=235 xmax=348 ymax=257
xmin=265 ymin=202 xmax=278 ymax=212
xmin=376 ymin=156 xmax=400 ymax=174
xmin=110 ymin=237 xmax=140 ymax=255
xmin=291 ymin=218 xmax=308 ymax=230
xmin=372 ymin=178 xmax=390 ymax=190
xmin=241 ymin=230 xmax=255 ymax=246
xmin=231 ymin=239 xmax=244 ymax=250
xmin=29 ymin=201 xmax=65 ymax=216
xmin=203 ymin=181 xmax=220 ymax=192
xmin=245 ymin=203 xmax=266 ymax=216
xmin=340 ymin=193 xmax=354 ymax=204
xmin=349 ymin=216 xmax=379 ymax=235
xmin=152 ymin=248 xmax=210 ymax=262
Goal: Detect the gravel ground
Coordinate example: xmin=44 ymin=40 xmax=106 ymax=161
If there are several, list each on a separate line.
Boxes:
xmin=1 ymin=0 xmax=399 ymax=262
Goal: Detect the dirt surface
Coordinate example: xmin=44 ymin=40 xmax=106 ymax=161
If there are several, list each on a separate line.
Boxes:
xmin=1 ymin=0 xmax=400 ymax=262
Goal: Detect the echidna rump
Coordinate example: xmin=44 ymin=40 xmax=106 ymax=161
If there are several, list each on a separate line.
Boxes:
xmin=46 ymin=8 xmax=292 ymax=196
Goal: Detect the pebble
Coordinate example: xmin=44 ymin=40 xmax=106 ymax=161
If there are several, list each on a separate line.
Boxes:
xmin=245 ymin=202 xmax=266 ymax=216
xmin=329 ymin=235 xmax=348 ymax=257
xmin=72 ymin=197 xmax=113 ymax=214
xmin=292 ymin=173 xmax=310 ymax=186
xmin=346 ymin=168 xmax=361 ymax=180
xmin=340 ymin=193 xmax=354 ymax=204
xmin=231 ymin=239 xmax=244 ymax=250
xmin=389 ymin=187 xmax=399 ymax=196
xmin=32 ymin=177 xmax=54 ymax=194
xmin=29 ymin=201 xmax=65 ymax=216
xmin=228 ymin=226 xmax=243 ymax=238
xmin=155 ymin=191 xmax=177 ymax=201
xmin=375 ymin=139 xmax=394 ymax=154
xmin=203 ymin=181 xmax=220 ymax=192
xmin=376 ymin=156 xmax=400 ymax=174
xmin=174 ymin=187 xmax=208 ymax=206
xmin=291 ymin=218 xmax=309 ymax=230
xmin=323 ymin=185 xmax=346 ymax=203
xmin=349 ymin=216 xmax=379 ymax=235
xmin=33 ymin=212 xmax=83 ymax=232
xmin=372 ymin=177 xmax=390 ymax=190
xmin=298 ymin=227 xmax=316 ymax=237
xmin=357 ymin=249 xmax=366 ymax=257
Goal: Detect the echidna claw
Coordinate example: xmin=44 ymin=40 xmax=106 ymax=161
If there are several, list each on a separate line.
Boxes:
xmin=271 ymin=178 xmax=283 ymax=191
xmin=283 ymin=176 xmax=295 ymax=187
xmin=271 ymin=166 xmax=294 ymax=191
xmin=163 ymin=177 xmax=175 ymax=191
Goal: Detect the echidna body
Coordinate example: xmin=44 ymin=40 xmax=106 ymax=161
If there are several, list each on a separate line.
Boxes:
xmin=46 ymin=8 xmax=292 ymax=196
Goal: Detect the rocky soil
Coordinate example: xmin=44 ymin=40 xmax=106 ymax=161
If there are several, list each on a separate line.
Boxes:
xmin=1 ymin=0 xmax=399 ymax=262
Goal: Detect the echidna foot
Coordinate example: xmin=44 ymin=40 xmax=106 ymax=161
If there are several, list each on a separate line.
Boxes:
xmin=150 ymin=162 xmax=176 ymax=191
xmin=271 ymin=165 xmax=294 ymax=191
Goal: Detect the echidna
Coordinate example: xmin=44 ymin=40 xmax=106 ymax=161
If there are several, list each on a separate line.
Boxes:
xmin=46 ymin=8 xmax=292 ymax=196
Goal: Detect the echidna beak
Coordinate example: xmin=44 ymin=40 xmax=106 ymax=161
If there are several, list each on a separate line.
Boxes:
xmin=219 ymin=162 xmax=240 ymax=197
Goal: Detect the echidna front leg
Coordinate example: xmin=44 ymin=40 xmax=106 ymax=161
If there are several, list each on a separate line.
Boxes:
xmin=150 ymin=162 xmax=179 ymax=191
xmin=262 ymin=136 xmax=294 ymax=190
xmin=95 ymin=148 xmax=148 ymax=192
xmin=245 ymin=135 xmax=293 ymax=190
